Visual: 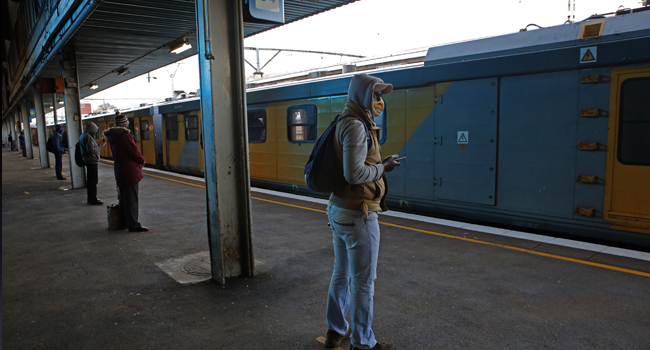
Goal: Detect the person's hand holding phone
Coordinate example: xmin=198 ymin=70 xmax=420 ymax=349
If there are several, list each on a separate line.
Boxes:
xmin=382 ymin=154 xmax=403 ymax=172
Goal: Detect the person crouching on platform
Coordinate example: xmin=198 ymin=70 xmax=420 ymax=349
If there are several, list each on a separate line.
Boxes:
xmin=104 ymin=112 xmax=148 ymax=232
xmin=80 ymin=122 xmax=104 ymax=205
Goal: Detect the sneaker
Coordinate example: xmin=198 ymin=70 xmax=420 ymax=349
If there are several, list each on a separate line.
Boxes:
xmin=128 ymin=226 xmax=149 ymax=232
xmin=325 ymin=326 xmax=351 ymax=348
xmin=88 ymin=199 xmax=104 ymax=205
xmin=350 ymin=341 xmax=394 ymax=350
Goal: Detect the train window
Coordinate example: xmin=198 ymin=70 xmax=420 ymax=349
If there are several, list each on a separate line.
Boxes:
xmin=141 ymin=120 xmax=150 ymax=140
xmin=185 ymin=115 xmax=199 ymax=141
xmin=374 ymin=102 xmax=387 ymax=145
xmin=248 ymin=109 xmax=266 ymax=143
xmin=134 ymin=123 xmax=140 ymax=143
xmin=166 ymin=115 xmax=178 ymax=141
xmin=287 ymin=104 xmax=317 ymax=143
xmin=618 ymin=77 xmax=650 ymax=165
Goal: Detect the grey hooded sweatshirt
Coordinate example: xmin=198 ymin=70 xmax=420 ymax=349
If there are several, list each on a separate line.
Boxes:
xmin=329 ymin=73 xmax=389 ymax=214
xmin=80 ymin=122 xmax=101 ymax=164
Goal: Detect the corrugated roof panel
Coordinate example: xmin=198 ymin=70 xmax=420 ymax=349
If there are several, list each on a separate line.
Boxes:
xmin=33 ymin=0 xmax=357 ymax=99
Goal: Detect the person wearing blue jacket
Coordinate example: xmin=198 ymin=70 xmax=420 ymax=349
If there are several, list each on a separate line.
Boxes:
xmin=53 ymin=125 xmax=66 ymax=180
xmin=19 ymin=131 xmax=26 ymax=157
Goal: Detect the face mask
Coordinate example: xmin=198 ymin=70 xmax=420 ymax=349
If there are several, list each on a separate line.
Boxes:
xmin=373 ymin=100 xmax=385 ymax=117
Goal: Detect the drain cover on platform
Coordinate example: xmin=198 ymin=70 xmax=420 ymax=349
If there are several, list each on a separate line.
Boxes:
xmin=155 ymin=251 xmax=212 ymax=284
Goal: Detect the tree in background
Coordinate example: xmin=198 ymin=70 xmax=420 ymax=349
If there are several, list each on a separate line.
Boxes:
xmin=94 ymin=103 xmax=117 ymax=113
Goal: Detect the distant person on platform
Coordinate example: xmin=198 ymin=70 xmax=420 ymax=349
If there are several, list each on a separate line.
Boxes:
xmin=8 ymin=132 xmax=13 ymax=150
xmin=53 ymin=125 xmax=66 ymax=180
xmin=80 ymin=122 xmax=105 ymax=205
xmin=61 ymin=128 xmax=69 ymax=153
xmin=104 ymin=112 xmax=148 ymax=232
xmin=19 ymin=131 xmax=26 ymax=157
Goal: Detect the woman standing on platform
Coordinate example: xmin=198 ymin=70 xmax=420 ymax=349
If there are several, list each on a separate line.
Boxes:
xmin=104 ymin=112 xmax=148 ymax=232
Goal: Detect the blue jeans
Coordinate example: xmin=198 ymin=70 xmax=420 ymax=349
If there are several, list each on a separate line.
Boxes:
xmin=326 ymin=203 xmax=380 ymax=350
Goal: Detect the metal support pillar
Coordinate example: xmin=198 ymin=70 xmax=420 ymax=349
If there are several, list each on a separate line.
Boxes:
xmin=34 ymin=84 xmax=51 ymax=168
xmin=52 ymin=93 xmax=59 ymax=125
xmin=14 ymin=113 xmax=20 ymax=152
xmin=60 ymin=45 xmax=86 ymax=189
xmin=195 ymin=0 xmax=254 ymax=284
xmin=8 ymin=116 xmax=14 ymax=150
xmin=20 ymin=100 xmax=34 ymax=159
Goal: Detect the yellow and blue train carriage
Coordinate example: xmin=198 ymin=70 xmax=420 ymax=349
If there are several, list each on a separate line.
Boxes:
xmin=88 ymin=8 xmax=649 ymax=248
xmin=241 ymin=9 xmax=650 ymax=248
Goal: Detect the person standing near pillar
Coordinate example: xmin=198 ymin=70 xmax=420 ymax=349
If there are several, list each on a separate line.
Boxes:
xmin=80 ymin=122 xmax=104 ymax=205
xmin=104 ymin=113 xmax=148 ymax=232
xmin=8 ymin=132 xmax=13 ymax=150
xmin=19 ymin=131 xmax=26 ymax=157
xmin=53 ymin=124 xmax=66 ymax=180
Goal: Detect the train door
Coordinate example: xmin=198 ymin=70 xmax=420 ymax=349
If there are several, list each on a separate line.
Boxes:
xmin=604 ymin=65 xmax=650 ymax=232
xmin=132 ymin=117 xmax=143 ymax=154
xmin=163 ymin=114 xmax=181 ymax=169
xmin=139 ymin=116 xmax=156 ymax=165
xmin=433 ymin=78 xmax=498 ymax=205
xmin=106 ymin=122 xmax=114 ymax=158
xmin=181 ymin=112 xmax=202 ymax=174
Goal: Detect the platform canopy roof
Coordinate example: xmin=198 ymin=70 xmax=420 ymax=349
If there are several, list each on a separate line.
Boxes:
xmin=2 ymin=0 xmax=357 ymax=115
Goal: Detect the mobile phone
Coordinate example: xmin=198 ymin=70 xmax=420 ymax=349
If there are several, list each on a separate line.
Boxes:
xmin=395 ymin=156 xmax=406 ymax=161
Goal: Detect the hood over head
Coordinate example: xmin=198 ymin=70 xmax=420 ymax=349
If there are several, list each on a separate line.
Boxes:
xmin=347 ymin=73 xmax=392 ymax=111
xmin=84 ymin=122 xmax=98 ymax=135
xmin=55 ymin=125 xmax=64 ymax=133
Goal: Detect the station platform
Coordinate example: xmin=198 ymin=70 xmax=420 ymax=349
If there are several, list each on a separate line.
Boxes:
xmin=3 ymin=146 xmax=650 ymax=350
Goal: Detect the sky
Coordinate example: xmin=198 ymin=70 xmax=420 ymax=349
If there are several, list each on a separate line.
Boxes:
xmin=83 ymin=0 xmax=644 ymax=111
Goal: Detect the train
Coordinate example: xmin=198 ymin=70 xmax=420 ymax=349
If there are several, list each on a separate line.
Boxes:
xmin=78 ymin=7 xmax=649 ymax=248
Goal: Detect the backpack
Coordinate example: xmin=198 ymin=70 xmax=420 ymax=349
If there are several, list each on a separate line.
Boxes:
xmin=46 ymin=135 xmax=54 ymax=153
xmin=74 ymin=142 xmax=86 ymax=167
xmin=304 ymin=114 xmax=371 ymax=193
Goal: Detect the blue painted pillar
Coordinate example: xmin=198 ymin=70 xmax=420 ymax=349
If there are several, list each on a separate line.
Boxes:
xmin=33 ymin=84 xmax=51 ymax=168
xmin=60 ymin=45 xmax=86 ymax=189
xmin=20 ymin=100 xmax=34 ymax=159
xmin=195 ymin=0 xmax=255 ymax=284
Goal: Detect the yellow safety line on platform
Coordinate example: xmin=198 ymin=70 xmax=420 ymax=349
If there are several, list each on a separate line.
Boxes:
xmin=100 ymin=165 xmax=649 ymax=278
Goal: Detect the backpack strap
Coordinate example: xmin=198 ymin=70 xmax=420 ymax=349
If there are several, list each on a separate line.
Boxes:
xmin=337 ymin=113 xmax=372 ymax=149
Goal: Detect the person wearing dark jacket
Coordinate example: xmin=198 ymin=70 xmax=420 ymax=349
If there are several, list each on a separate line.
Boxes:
xmin=104 ymin=113 xmax=148 ymax=232
xmin=8 ymin=132 xmax=13 ymax=150
xmin=19 ymin=131 xmax=26 ymax=157
xmin=53 ymin=125 xmax=66 ymax=180
xmin=80 ymin=122 xmax=104 ymax=205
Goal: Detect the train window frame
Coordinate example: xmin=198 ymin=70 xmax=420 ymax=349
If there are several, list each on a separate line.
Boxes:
xmin=247 ymin=109 xmax=267 ymax=143
xmin=287 ymin=104 xmax=317 ymax=143
xmin=133 ymin=122 xmax=140 ymax=143
xmin=185 ymin=115 xmax=200 ymax=141
xmin=617 ymin=76 xmax=650 ymax=166
xmin=165 ymin=115 xmax=179 ymax=141
xmin=374 ymin=102 xmax=387 ymax=145
xmin=141 ymin=120 xmax=150 ymax=140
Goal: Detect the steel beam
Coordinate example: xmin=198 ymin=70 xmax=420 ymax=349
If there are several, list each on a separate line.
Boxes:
xmin=20 ymin=100 xmax=34 ymax=159
xmin=60 ymin=45 xmax=86 ymax=189
xmin=195 ymin=0 xmax=254 ymax=284
xmin=33 ymin=85 xmax=51 ymax=168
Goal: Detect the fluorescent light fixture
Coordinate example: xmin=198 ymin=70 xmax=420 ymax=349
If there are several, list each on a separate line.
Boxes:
xmin=169 ymin=37 xmax=192 ymax=54
xmin=58 ymin=100 xmax=64 ymax=105
xmin=116 ymin=67 xmax=131 ymax=76
xmin=89 ymin=83 xmax=99 ymax=89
